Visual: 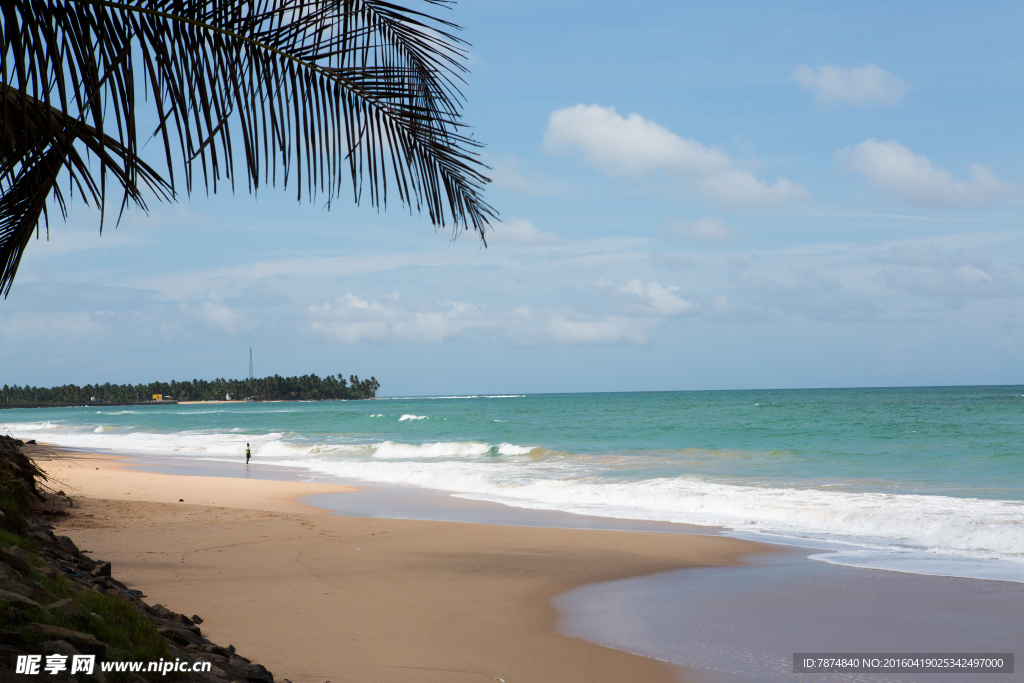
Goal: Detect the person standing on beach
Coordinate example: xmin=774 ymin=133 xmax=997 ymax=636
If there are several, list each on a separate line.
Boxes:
xmin=246 ymin=443 xmax=251 ymax=466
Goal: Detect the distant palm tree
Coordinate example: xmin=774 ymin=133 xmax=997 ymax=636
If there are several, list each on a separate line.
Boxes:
xmin=0 ymin=0 xmax=495 ymax=295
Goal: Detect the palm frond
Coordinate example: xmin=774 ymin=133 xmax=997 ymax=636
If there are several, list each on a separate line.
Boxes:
xmin=0 ymin=0 xmax=495 ymax=294
xmin=0 ymin=86 xmax=172 ymax=295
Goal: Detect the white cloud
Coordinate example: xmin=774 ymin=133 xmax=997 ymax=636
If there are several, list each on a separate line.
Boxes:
xmin=840 ymin=139 xmax=1018 ymax=207
xmin=668 ymin=216 xmax=736 ymax=242
xmin=879 ymin=246 xmax=1015 ymax=298
xmin=308 ymin=293 xmax=482 ymax=344
xmin=700 ymin=171 xmax=808 ymax=207
xmin=194 ymin=294 xmax=244 ymax=333
xmin=597 ymin=278 xmax=698 ymax=316
xmin=546 ymin=316 xmax=647 ymax=345
xmin=545 ymin=104 xmax=730 ymax=176
xmin=307 ymin=292 xmax=663 ymax=346
xmin=487 ymin=219 xmax=564 ymax=246
xmin=793 ymin=65 xmax=907 ymax=106
xmin=544 ymin=104 xmax=808 ymax=209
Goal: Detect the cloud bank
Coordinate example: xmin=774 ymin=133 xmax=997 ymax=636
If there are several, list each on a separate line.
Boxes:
xmin=544 ymin=104 xmax=808 ymax=209
xmin=880 ymin=245 xmax=1016 ymax=298
xmin=306 ymin=279 xmax=697 ymax=346
xmin=840 ymin=139 xmax=1018 ymax=207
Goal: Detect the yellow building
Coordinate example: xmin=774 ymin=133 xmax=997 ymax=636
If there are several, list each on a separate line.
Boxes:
xmin=152 ymin=394 xmax=163 ymax=401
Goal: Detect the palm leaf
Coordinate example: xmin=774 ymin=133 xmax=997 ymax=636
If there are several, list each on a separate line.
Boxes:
xmin=0 ymin=0 xmax=495 ymax=295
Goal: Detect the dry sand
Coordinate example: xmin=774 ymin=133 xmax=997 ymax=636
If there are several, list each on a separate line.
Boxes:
xmin=33 ymin=447 xmax=771 ymax=683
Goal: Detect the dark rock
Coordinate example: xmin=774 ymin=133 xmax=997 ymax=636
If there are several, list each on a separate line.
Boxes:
xmin=0 ymin=629 xmax=27 ymax=645
xmin=0 ymin=570 xmax=37 ymax=595
xmin=228 ymin=654 xmax=252 ymax=669
xmin=191 ymin=614 xmax=204 ymax=625
xmin=108 ymin=588 xmax=134 ymax=602
xmin=47 ymin=597 xmax=87 ymax=621
xmin=30 ymin=584 xmax=57 ymax=603
xmin=209 ymin=665 xmax=238 ymax=682
xmin=138 ymin=610 xmax=164 ymax=626
xmin=158 ymin=627 xmax=203 ymax=647
xmin=50 ymin=548 xmax=76 ymax=564
xmin=0 ymin=588 xmax=42 ymax=609
xmin=243 ymin=662 xmax=275 ymax=683
xmin=91 ymin=561 xmax=111 ymax=577
xmin=27 ymin=624 xmax=107 ymax=657
xmin=0 ymin=547 xmax=36 ymax=576
xmin=0 ymin=668 xmax=73 ymax=683
xmin=38 ymin=639 xmax=82 ymax=657
xmin=173 ymin=612 xmax=195 ymax=626
xmin=54 ymin=535 xmax=80 ymax=554
xmin=151 ymin=603 xmax=173 ymax=619
xmin=0 ymin=641 xmax=31 ymax=661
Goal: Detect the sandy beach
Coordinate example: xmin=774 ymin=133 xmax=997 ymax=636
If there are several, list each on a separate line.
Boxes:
xmin=31 ymin=446 xmax=771 ymax=683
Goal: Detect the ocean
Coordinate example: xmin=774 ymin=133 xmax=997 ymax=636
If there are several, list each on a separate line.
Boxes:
xmin=5 ymin=385 xmax=1023 ymax=582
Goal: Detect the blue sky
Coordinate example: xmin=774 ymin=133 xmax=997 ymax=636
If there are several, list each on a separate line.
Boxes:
xmin=3 ymin=0 xmax=1024 ymax=395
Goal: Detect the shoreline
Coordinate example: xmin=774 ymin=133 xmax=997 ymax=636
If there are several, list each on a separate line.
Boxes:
xmin=0 ymin=398 xmax=379 ymax=409
xmin=33 ymin=445 xmax=774 ymax=683
xmin=8 ymin=389 xmax=1022 ymax=586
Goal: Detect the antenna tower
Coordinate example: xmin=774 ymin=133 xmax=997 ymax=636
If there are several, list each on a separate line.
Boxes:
xmin=249 ymin=348 xmax=253 ymax=380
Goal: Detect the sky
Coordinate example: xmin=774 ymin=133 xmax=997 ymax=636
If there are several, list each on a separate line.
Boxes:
xmin=3 ymin=0 xmax=1024 ymax=396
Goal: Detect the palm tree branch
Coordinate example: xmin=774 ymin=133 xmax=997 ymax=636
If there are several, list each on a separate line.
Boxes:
xmin=1 ymin=0 xmax=495 ymax=296
xmin=0 ymin=86 xmax=172 ymax=295
xmin=61 ymin=0 xmax=463 ymax=148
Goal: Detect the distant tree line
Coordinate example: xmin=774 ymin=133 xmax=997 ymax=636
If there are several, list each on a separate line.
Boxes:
xmin=1 ymin=374 xmax=380 ymax=404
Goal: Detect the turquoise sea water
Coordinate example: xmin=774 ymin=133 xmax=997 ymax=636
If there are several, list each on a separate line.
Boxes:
xmin=5 ymin=386 xmax=1023 ymax=580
